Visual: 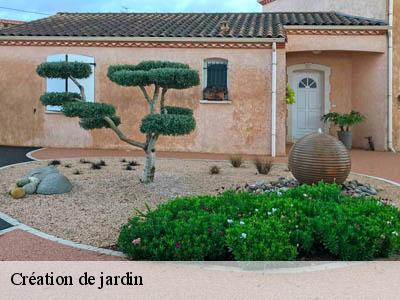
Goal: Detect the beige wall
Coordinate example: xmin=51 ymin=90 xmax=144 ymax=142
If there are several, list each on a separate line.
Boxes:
xmin=393 ymin=0 xmax=400 ymax=150
xmin=287 ymin=51 xmax=388 ymax=151
xmin=0 ymin=45 xmax=287 ymax=156
xmin=261 ymin=0 xmax=387 ymax=20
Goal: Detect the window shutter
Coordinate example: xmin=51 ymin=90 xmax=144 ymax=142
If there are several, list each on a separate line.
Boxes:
xmin=207 ymin=62 xmax=227 ymax=89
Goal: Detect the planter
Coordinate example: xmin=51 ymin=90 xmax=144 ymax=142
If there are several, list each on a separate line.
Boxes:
xmin=338 ymin=131 xmax=352 ymax=150
xmin=204 ymin=91 xmax=225 ymax=101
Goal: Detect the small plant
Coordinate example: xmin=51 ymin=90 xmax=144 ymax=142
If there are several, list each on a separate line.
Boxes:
xmin=321 ymin=110 xmax=365 ymax=132
xmin=230 ymin=155 xmax=243 ymax=168
xmin=125 ymin=166 xmax=134 ymax=171
xmin=321 ymin=110 xmax=366 ymax=149
xmin=209 ymin=165 xmax=221 ymax=175
xmin=79 ymin=158 xmax=92 ymax=164
xmin=121 ymin=158 xmax=127 ymax=163
xmin=48 ymin=160 xmax=61 ymax=166
xmin=99 ymin=160 xmax=107 ymax=166
xmin=64 ymin=163 xmax=72 ymax=168
xmin=127 ymin=161 xmax=140 ymax=167
xmin=73 ymin=170 xmax=82 ymax=175
xmin=286 ymin=84 xmax=295 ymax=105
xmin=254 ymin=158 xmax=272 ymax=175
xmin=91 ymin=162 xmax=102 ymax=170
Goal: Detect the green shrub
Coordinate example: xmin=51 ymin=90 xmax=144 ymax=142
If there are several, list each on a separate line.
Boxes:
xmin=230 ymin=155 xmax=243 ymax=168
xmin=118 ymin=183 xmax=400 ymax=261
xmin=37 ymin=61 xmax=92 ymax=79
xmin=140 ymin=113 xmax=196 ymax=136
xmin=254 ymin=158 xmax=272 ymax=175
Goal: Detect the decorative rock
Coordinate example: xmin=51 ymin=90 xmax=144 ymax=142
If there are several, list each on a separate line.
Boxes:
xmin=23 ymin=182 xmax=38 ymax=195
xmin=10 ymin=187 xmax=26 ymax=199
xmin=36 ymin=173 xmax=72 ymax=195
xmin=26 ymin=166 xmax=59 ymax=181
xmin=29 ymin=177 xmax=41 ymax=185
xmin=288 ymin=132 xmax=351 ymax=184
xmin=8 ymin=183 xmax=18 ymax=194
xmin=16 ymin=177 xmax=30 ymax=187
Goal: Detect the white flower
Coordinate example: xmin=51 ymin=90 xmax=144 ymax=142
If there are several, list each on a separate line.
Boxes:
xmin=392 ymin=231 xmax=399 ymax=236
xmin=240 ymin=221 xmax=245 ymax=225
xmin=241 ymin=233 xmax=247 ymax=239
xmin=295 ymin=225 xmax=299 ymax=229
xmin=255 ymin=209 xmax=259 ymax=212
xmin=303 ymin=193 xmax=308 ymax=197
xmin=227 ymin=219 xmax=234 ymax=224
xmin=272 ymin=208 xmax=277 ymax=213
xmin=277 ymin=191 xmax=282 ymax=197
xmin=268 ymin=212 xmax=272 ymax=216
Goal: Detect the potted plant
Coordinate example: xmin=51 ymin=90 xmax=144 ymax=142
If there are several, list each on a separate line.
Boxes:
xmin=321 ymin=110 xmax=365 ymax=150
xmin=203 ymin=86 xmax=227 ymax=101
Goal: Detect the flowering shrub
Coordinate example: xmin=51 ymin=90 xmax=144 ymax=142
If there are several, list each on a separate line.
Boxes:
xmin=118 ymin=183 xmax=400 ymax=261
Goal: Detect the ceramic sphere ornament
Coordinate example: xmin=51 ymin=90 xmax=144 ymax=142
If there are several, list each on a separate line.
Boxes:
xmin=288 ymin=130 xmax=351 ymax=185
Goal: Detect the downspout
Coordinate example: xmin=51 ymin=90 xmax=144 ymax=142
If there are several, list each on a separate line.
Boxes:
xmin=388 ymin=0 xmax=396 ymax=152
xmin=271 ymin=42 xmax=277 ymax=157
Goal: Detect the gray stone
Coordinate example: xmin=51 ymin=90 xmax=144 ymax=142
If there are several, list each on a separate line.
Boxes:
xmin=26 ymin=166 xmax=59 ymax=181
xmin=36 ymin=173 xmax=72 ymax=195
xmin=16 ymin=177 xmax=30 ymax=187
xmin=29 ymin=177 xmax=41 ymax=185
xmin=23 ymin=182 xmax=38 ymax=195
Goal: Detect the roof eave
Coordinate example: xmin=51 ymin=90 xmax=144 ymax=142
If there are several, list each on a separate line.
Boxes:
xmin=284 ymin=25 xmax=388 ymax=31
xmin=0 ymin=35 xmax=287 ymax=43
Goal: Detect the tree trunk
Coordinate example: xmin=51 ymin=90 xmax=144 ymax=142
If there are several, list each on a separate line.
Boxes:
xmin=141 ymin=135 xmax=157 ymax=183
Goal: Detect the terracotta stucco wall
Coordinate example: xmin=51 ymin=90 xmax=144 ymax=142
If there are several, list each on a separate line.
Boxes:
xmin=261 ymin=0 xmax=387 ymax=20
xmin=0 ymin=46 xmax=286 ymax=156
xmin=393 ymin=0 xmax=400 ymax=150
xmin=287 ymin=51 xmax=388 ymax=151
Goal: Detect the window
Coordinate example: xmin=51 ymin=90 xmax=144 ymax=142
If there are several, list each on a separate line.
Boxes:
xmin=298 ymin=77 xmax=317 ymax=89
xmin=46 ymin=54 xmax=95 ymax=112
xmin=203 ymin=58 xmax=229 ymax=101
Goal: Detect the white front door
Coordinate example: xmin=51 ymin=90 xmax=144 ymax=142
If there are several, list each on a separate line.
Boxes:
xmin=290 ymin=71 xmax=324 ymax=141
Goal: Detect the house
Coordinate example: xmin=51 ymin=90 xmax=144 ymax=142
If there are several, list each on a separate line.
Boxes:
xmin=0 ymin=4 xmax=392 ymax=156
xmin=0 ymin=19 xmax=25 ymax=28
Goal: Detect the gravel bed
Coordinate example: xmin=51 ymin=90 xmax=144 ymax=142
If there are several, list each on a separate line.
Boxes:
xmin=0 ymin=158 xmax=399 ymax=248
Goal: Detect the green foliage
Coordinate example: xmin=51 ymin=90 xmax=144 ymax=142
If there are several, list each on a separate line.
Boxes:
xmin=79 ymin=115 xmax=121 ymax=130
xmin=62 ymin=102 xmax=116 ymax=119
xmin=118 ymin=183 xmax=400 ymax=261
xmin=40 ymin=92 xmax=81 ymax=106
xmin=108 ymin=61 xmax=199 ymax=89
xmin=36 ymin=61 xmax=92 ymax=79
xmin=162 ymin=106 xmax=193 ymax=116
xmin=286 ymin=84 xmax=296 ymax=105
xmin=140 ymin=114 xmax=196 ymax=136
xmin=321 ymin=111 xmax=365 ymax=132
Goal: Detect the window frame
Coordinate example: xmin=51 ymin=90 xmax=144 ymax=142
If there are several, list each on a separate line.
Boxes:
xmin=45 ymin=54 xmax=96 ymax=113
xmin=202 ymin=58 xmax=230 ymax=102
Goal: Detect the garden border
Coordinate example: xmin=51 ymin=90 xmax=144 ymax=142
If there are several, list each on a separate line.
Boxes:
xmin=1 ymin=157 xmax=398 ymax=272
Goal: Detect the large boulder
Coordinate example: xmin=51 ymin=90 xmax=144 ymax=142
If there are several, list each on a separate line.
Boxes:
xmin=36 ymin=173 xmax=72 ymax=195
xmin=26 ymin=166 xmax=59 ymax=181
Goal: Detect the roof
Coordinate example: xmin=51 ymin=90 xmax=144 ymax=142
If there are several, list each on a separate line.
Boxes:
xmin=0 ymin=19 xmax=25 ymax=25
xmin=0 ymin=12 xmax=386 ymax=40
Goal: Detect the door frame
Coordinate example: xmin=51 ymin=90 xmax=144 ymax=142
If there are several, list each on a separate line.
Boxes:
xmin=287 ymin=63 xmax=331 ymax=143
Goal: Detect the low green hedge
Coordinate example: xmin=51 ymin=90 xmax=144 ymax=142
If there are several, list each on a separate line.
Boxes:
xmin=118 ymin=183 xmax=400 ymax=261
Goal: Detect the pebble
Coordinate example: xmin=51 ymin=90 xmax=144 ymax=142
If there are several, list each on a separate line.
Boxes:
xmin=236 ymin=177 xmax=380 ymax=198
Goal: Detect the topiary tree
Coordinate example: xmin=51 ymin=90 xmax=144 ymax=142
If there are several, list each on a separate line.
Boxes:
xmin=37 ymin=60 xmax=200 ymax=183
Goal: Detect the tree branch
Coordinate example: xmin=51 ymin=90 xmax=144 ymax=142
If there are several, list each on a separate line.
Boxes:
xmin=160 ymin=88 xmax=168 ymax=111
xmin=103 ymin=116 xmax=145 ymax=149
xmin=139 ymin=86 xmax=152 ymax=104
xmin=69 ymin=76 xmax=86 ymax=101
